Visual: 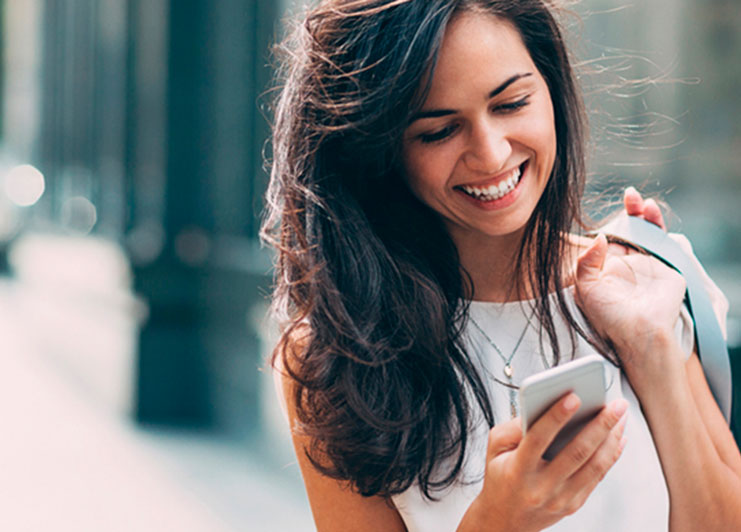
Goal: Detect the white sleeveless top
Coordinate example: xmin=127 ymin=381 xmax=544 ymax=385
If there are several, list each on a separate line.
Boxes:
xmin=391 ymin=287 xmax=696 ymax=532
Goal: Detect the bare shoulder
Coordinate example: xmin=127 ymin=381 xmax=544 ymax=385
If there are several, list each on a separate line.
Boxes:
xmin=276 ymin=327 xmax=407 ymax=532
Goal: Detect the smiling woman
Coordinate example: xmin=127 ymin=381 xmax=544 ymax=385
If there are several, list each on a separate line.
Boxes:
xmin=262 ymin=1 xmax=741 ymax=531
xmin=402 ymin=15 xmax=558 ymax=292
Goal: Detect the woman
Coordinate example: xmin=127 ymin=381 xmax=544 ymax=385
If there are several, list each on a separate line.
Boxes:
xmin=263 ymin=1 xmax=741 ymax=530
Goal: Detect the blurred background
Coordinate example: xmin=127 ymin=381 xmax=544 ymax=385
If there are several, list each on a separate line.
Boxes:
xmin=0 ymin=0 xmax=737 ymax=530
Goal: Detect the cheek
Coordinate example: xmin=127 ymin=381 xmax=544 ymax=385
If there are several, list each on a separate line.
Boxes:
xmin=404 ymin=138 xmax=460 ymax=182
xmin=402 ymin=146 xmax=454 ymax=198
xmin=521 ymin=104 xmax=557 ymax=171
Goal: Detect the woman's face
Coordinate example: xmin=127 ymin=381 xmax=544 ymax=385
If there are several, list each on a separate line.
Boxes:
xmin=402 ymin=11 xmax=557 ymax=251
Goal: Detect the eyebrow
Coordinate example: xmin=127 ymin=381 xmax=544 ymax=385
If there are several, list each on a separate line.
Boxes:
xmin=409 ymin=72 xmax=534 ymax=123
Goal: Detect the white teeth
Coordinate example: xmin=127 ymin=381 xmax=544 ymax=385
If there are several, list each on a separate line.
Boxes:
xmin=460 ymin=165 xmax=523 ymax=201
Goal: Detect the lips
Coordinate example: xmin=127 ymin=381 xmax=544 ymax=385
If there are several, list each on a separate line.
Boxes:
xmin=455 ymin=162 xmax=526 ymax=202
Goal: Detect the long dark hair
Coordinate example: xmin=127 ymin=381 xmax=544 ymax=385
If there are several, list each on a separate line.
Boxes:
xmin=262 ymin=0 xmax=588 ymax=500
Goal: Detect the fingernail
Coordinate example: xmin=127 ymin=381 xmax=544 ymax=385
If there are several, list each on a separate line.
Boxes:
xmin=611 ymin=399 xmax=628 ymax=418
xmin=619 ymin=436 xmax=627 ymax=452
xmin=564 ymin=394 xmax=580 ymax=412
xmin=625 ymin=186 xmax=638 ymax=196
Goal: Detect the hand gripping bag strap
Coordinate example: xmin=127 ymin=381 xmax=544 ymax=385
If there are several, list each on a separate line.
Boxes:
xmin=593 ymin=215 xmax=732 ymax=423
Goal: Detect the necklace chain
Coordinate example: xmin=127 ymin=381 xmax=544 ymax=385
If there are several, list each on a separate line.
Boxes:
xmin=469 ymin=310 xmax=534 ymax=418
xmin=469 ymin=313 xmax=532 ymax=380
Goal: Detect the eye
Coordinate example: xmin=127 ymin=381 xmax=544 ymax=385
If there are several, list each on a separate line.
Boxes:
xmin=493 ymin=96 xmax=531 ymax=113
xmin=419 ymin=124 xmax=460 ymax=144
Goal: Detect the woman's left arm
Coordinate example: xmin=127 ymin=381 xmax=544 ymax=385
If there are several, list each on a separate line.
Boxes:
xmin=623 ymin=335 xmax=741 ymax=531
xmin=575 ymin=235 xmax=741 ymax=532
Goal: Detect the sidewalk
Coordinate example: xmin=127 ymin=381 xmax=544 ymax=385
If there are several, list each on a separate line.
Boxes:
xmin=0 ymin=279 xmax=313 ymax=531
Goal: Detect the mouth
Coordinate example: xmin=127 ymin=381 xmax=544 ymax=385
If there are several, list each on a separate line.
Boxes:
xmin=455 ymin=162 xmax=527 ymax=202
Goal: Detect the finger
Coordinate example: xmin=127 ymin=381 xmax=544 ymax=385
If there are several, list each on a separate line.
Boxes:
xmin=576 ymin=234 xmax=608 ymax=284
xmin=623 ymin=186 xmax=644 ymax=216
xmin=543 ymin=418 xmax=627 ymax=518
xmin=564 ymin=413 xmax=627 ymax=500
xmin=642 ymin=199 xmax=666 ymax=230
xmin=518 ymin=393 xmax=581 ymax=462
xmin=547 ymin=398 xmax=628 ymax=479
xmin=486 ymin=417 xmax=523 ymax=462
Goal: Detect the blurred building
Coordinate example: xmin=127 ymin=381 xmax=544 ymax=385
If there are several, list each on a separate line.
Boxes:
xmin=581 ymin=0 xmax=741 ymax=269
xmin=0 ymin=0 xmax=288 ymax=440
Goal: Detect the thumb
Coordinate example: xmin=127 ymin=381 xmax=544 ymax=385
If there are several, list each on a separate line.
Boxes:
xmin=486 ymin=418 xmax=523 ymax=463
xmin=576 ymin=233 xmax=608 ymax=284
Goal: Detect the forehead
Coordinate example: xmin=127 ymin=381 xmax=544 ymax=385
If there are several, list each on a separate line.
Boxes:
xmin=423 ymin=12 xmax=537 ymax=106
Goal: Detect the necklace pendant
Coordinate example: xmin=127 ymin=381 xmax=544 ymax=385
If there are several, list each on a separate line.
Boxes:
xmin=503 ymin=364 xmax=513 ymax=379
xmin=509 ymin=389 xmax=518 ymax=419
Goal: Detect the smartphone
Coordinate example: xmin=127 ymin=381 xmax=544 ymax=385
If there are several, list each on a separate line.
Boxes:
xmin=519 ymin=354 xmax=607 ymax=460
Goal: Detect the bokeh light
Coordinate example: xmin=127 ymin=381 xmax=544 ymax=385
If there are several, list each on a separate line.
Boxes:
xmin=61 ymin=196 xmax=98 ymax=234
xmin=4 ymin=164 xmax=45 ymax=207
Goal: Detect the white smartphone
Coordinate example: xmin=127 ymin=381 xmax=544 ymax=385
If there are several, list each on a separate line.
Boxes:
xmin=519 ymin=354 xmax=607 ymax=460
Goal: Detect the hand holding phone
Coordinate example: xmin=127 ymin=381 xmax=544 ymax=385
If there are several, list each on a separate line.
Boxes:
xmin=519 ymin=355 xmax=607 ymax=460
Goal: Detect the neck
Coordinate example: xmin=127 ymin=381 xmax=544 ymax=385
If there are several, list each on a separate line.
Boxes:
xmin=453 ymin=229 xmax=584 ymax=304
xmin=452 ymin=227 xmax=531 ymax=303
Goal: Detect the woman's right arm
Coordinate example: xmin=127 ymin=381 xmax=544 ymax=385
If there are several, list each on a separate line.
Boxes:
xmin=457 ymin=394 xmax=627 ymax=532
xmin=278 ymin=353 xmax=408 ymax=532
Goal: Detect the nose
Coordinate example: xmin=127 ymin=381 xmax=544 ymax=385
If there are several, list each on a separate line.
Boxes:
xmin=463 ymin=121 xmax=512 ymax=174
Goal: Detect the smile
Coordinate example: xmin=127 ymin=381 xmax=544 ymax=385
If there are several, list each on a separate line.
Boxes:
xmin=457 ymin=163 xmax=525 ymax=202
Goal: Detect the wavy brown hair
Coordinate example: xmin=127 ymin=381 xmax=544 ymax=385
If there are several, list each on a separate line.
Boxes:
xmin=262 ymin=0 xmax=589 ymax=499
